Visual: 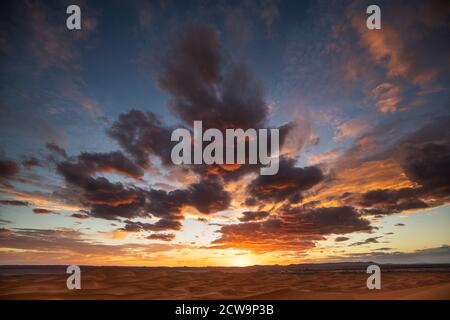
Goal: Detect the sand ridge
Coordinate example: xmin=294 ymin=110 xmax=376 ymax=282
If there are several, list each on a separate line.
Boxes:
xmin=1 ymin=268 xmax=450 ymax=300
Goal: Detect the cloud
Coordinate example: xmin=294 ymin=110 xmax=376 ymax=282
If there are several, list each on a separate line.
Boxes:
xmin=259 ymin=0 xmax=280 ymax=32
xmin=185 ymin=177 xmax=231 ymax=214
xmin=2 ymin=12 xmax=447 ymax=264
xmin=308 ymin=149 xmax=341 ymax=166
xmin=0 ymin=159 xmax=19 ymax=181
xmin=238 ymin=211 xmax=269 ymax=222
xmin=108 ymin=110 xmax=174 ymax=167
xmin=146 ymin=233 xmax=176 ymax=242
xmin=349 ymin=236 xmax=382 ymax=247
xmin=57 ymin=152 xmax=149 ymax=220
xmin=57 ymin=151 xmax=144 ymax=183
xmin=348 ymin=0 xmax=450 ymax=86
xmin=145 ymin=176 xmax=231 ymax=221
xmin=46 ymin=143 xmax=68 ymax=159
xmin=0 ymin=218 xmax=12 ymax=225
xmin=32 ymin=208 xmax=57 ymax=215
xmin=0 ymin=228 xmax=12 ymax=236
xmin=334 ymin=119 xmax=371 ymax=141
xmin=246 ymin=157 xmax=324 ymax=204
xmin=0 ymin=187 xmax=83 ymax=213
xmin=0 ymin=227 xmax=180 ymax=264
xmin=77 ymin=151 xmax=144 ymax=179
xmin=400 ymin=142 xmax=450 ymax=198
xmin=0 ymin=1 xmax=102 ymax=119
xmin=353 ymin=119 xmax=450 ymax=214
xmin=22 ymin=157 xmax=41 ymax=168
xmin=121 ymin=219 xmax=182 ymax=233
xmin=158 ymin=24 xmax=269 ymax=130
xmin=69 ymin=213 xmax=90 ymax=219
xmin=333 ymin=245 xmax=450 ymax=264
xmin=109 ymin=23 xmax=299 ymax=188
xmin=372 ymin=83 xmax=401 ymax=113
xmin=311 ymin=116 xmax=450 ymax=215
xmin=22 ymin=0 xmax=97 ymax=70
xmin=279 ymin=116 xmax=319 ymax=158
xmin=25 ymin=1 xmax=78 ymax=69
xmin=358 ymin=188 xmax=428 ymax=215
xmin=0 ymin=200 xmax=29 ymax=206
xmin=213 ymin=206 xmax=373 ymax=252
xmin=56 ymin=147 xmax=230 ymax=228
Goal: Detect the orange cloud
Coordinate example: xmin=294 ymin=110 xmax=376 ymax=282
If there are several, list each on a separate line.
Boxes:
xmin=308 ymin=149 xmax=341 ymax=165
xmin=305 ymin=159 xmax=415 ymax=208
xmin=348 ymin=1 xmax=449 ymax=86
xmin=372 ymin=83 xmax=401 ymax=113
xmin=334 ymin=119 xmax=371 ymax=141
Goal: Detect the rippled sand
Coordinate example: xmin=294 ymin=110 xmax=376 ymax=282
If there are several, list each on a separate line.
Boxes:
xmin=1 ymin=268 xmax=450 ymax=299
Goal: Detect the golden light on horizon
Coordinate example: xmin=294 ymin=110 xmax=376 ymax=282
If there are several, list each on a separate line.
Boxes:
xmin=231 ymin=255 xmax=253 ymax=267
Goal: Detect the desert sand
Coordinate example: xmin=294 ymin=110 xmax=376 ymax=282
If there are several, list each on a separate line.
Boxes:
xmin=1 ymin=267 xmax=450 ymax=300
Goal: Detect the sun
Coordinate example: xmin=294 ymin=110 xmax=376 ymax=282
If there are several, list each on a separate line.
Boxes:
xmin=231 ymin=255 xmax=252 ymax=267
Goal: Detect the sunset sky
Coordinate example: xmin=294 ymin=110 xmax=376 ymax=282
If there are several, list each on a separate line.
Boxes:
xmin=0 ymin=0 xmax=449 ymax=267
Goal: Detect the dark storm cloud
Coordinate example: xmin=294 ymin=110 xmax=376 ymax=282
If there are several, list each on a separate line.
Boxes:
xmin=401 ymin=142 xmax=450 ymax=198
xmin=22 ymin=157 xmax=41 ymax=168
xmin=86 ymin=194 xmax=148 ymax=220
xmin=77 ymin=151 xmax=144 ymax=179
xmin=213 ymin=206 xmax=372 ymax=252
xmin=186 ymin=177 xmax=231 ymax=214
xmin=56 ymin=149 xmax=230 ymax=224
xmin=121 ymin=219 xmax=182 ymax=232
xmin=108 ymin=110 xmax=174 ymax=167
xmin=0 ymin=158 xmax=19 ymax=180
xmin=389 ymin=117 xmax=450 ymax=209
xmin=358 ymin=188 xmax=429 ymax=214
xmin=56 ymin=151 xmax=143 ymax=181
xmin=147 ymin=218 xmax=183 ymax=231
xmin=147 ymin=233 xmax=176 ymax=241
xmin=147 ymin=177 xmax=231 ymax=217
xmin=244 ymin=197 xmax=257 ymax=207
xmin=246 ymin=157 xmax=324 ymax=204
xmin=158 ymin=24 xmax=269 ymax=130
xmin=349 ymin=236 xmax=382 ymax=247
xmin=106 ymin=24 xmax=298 ymax=185
xmin=0 ymin=200 xmax=29 ymax=206
xmin=0 ymin=228 xmax=12 ymax=236
xmin=32 ymin=208 xmax=56 ymax=214
xmin=57 ymin=152 xmax=149 ymax=220
xmin=103 ymin=23 xmax=284 ymax=187
xmin=146 ymin=188 xmax=189 ymax=219
xmin=238 ymin=211 xmax=269 ymax=222
xmin=138 ymin=177 xmax=232 ymax=228
xmin=46 ymin=143 xmax=68 ymax=158
xmin=69 ymin=213 xmax=90 ymax=219
xmin=57 ymin=170 xmax=143 ymax=206
xmin=281 ymin=206 xmax=373 ymax=235
xmin=335 ymin=236 xmax=349 ymax=242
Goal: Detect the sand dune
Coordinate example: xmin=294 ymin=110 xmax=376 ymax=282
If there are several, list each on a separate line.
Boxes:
xmin=1 ymin=268 xmax=449 ymax=300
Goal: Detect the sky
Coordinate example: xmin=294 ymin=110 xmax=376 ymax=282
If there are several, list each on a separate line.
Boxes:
xmin=0 ymin=0 xmax=449 ymax=267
